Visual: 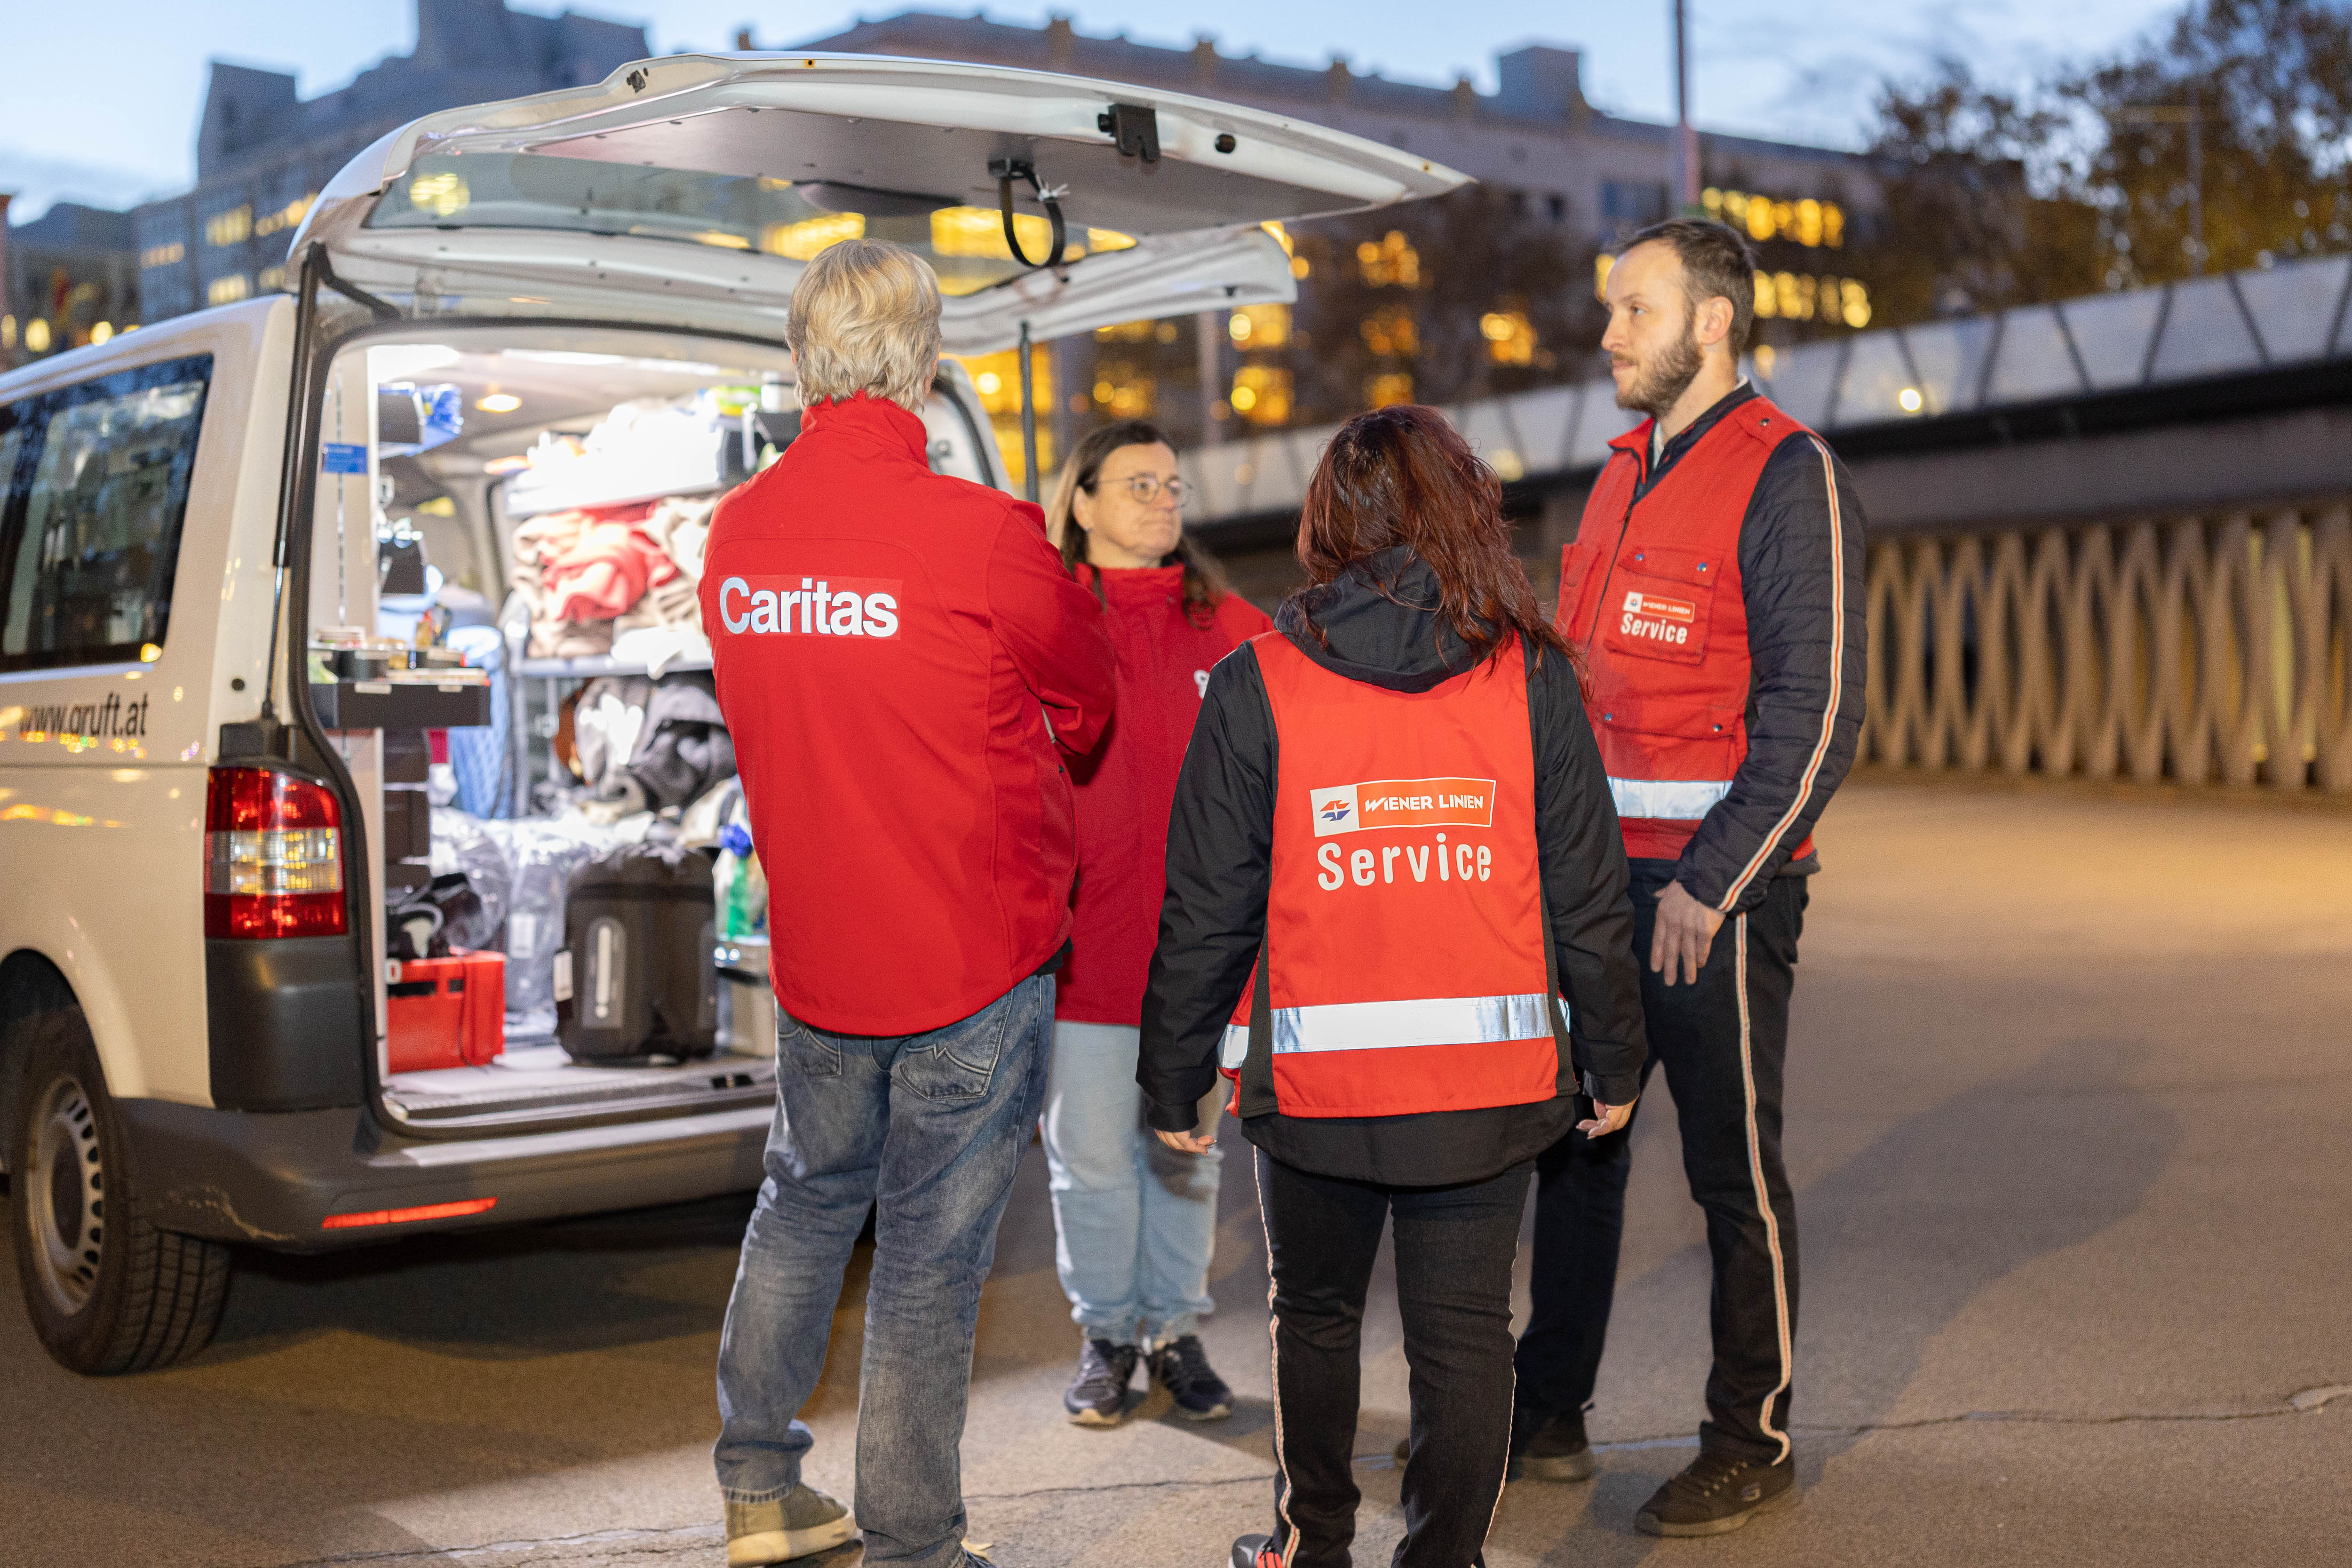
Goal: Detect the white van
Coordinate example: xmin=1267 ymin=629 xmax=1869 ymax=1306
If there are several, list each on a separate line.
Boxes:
xmin=0 ymin=52 xmax=1462 ymax=1373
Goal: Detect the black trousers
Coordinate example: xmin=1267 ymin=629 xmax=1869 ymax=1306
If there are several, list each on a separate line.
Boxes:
xmin=1515 ymin=863 xmax=1806 ymax=1465
xmin=1255 ymin=1148 xmax=1531 ymax=1568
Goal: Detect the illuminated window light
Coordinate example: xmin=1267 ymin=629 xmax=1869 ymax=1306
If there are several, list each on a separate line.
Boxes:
xmin=763 ymin=212 xmax=863 ymax=259
xmin=206 ymin=274 xmax=251 ymax=307
xmin=90 ymin=322 xmax=114 ymax=346
xmin=26 ymin=318 xmax=52 ymax=352
xmin=204 ymin=205 xmax=253 ymax=247
xmin=408 ymin=172 xmax=470 ymax=218
xmin=322 ymin=1197 xmax=498 ymax=1230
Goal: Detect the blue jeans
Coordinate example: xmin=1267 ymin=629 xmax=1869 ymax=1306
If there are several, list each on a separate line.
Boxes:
xmin=714 ymin=974 xmax=1053 ymax=1567
xmin=1040 ymin=1020 xmax=1224 ymax=1345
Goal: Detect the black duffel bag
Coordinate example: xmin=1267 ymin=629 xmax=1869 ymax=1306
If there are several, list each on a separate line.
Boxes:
xmin=555 ymin=840 xmax=718 ymax=1063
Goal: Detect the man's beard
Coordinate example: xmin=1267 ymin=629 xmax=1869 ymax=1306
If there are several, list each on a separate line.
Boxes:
xmin=1614 ymin=323 xmax=1704 ymax=417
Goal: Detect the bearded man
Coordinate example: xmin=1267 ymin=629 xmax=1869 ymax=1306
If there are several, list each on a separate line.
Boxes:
xmin=1509 ymin=218 xmax=1867 ymax=1535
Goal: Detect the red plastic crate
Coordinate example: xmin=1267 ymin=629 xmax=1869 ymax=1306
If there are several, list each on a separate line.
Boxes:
xmin=386 ymin=950 xmax=506 ymax=1074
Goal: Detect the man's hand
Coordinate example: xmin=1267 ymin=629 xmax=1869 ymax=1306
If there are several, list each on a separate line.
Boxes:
xmin=1155 ymin=1127 xmax=1216 ymax=1155
xmin=1648 ymin=879 xmax=1726 ymax=987
xmin=1578 ymin=1096 xmax=1636 ymax=1139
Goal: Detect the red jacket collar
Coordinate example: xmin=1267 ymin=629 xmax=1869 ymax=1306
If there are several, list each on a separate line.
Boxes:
xmin=1609 ymin=419 xmax=1654 ymax=457
xmin=798 ymin=391 xmax=928 ymax=460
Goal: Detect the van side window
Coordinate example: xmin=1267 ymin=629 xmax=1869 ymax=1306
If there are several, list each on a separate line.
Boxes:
xmin=0 ymin=353 xmax=213 ymax=672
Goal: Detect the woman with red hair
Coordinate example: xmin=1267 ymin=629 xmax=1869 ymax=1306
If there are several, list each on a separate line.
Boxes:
xmin=1138 ymin=405 xmax=1647 ymax=1568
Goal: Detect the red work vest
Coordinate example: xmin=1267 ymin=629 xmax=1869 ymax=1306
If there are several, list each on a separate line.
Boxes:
xmin=1555 ymin=395 xmax=1818 ymax=866
xmin=1221 ymin=632 xmax=1566 ymax=1120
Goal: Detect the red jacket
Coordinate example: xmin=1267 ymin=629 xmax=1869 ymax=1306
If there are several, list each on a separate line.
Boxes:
xmin=1057 ymin=563 xmax=1271 ymax=1025
xmin=701 ymin=394 xmax=1116 ymax=1035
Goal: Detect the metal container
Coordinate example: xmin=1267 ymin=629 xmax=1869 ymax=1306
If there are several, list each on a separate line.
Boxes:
xmin=715 ymin=936 xmax=775 ymax=1057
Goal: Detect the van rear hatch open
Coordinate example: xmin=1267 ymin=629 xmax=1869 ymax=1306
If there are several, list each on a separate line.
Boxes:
xmin=294 ymin=51 xmax=1469 ymax=351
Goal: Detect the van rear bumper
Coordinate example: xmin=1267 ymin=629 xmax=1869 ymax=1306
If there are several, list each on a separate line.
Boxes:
xmin=118 ymin=1097 xmax=773 ymax=1250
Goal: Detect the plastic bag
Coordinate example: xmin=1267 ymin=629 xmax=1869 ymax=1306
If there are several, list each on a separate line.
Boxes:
xmin=428 ymin=807 xmax=512 ymax=950
xmin=483 ymin=815 xmax=632 ymax=1014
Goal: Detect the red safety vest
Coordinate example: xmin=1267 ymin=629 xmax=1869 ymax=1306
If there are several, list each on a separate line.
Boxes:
xmin=1219 ymin=631 xmax=1567 ymax=1120
xmin=1555 ymin=395 xmax=1817 ymax=866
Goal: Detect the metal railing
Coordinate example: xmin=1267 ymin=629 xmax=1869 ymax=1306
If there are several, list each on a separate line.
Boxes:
xmin=1861 ymin=503 xmax=2352 ymax=790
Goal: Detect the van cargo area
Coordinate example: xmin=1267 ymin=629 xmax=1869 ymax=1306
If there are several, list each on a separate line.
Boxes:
xmin=306 ymin=324 xmax=994 ymax=1130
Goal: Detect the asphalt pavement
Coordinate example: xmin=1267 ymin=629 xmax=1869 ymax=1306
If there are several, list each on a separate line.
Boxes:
xmin=5 ymin=779 xmax=2349 ymax=1568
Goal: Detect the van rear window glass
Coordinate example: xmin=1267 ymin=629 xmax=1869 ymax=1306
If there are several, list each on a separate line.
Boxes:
xmin=0 ymin=355 xmax=212 ymax=672
xmin=365 ymin=152 xmax=1137 ymax=298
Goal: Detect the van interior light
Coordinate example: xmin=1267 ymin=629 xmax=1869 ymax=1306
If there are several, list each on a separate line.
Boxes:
xmin=477 ymin=392 xmax=523 ymax=414
xmin=1898 ymin=386 xmax=1925 ymax=414
xmin=322 ymin=1197 xmax=498 ymax=1230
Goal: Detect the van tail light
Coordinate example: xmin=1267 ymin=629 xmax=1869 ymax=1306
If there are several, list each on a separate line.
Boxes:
xmin=204 ymin=767 xmax=348 ymax=939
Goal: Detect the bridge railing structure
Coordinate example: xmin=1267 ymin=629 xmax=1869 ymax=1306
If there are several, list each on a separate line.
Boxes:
xmin=1181 ymin=250 xmax=2352 ymax=793
xmin=1862 ymin=506 xmax=2352 ymax=791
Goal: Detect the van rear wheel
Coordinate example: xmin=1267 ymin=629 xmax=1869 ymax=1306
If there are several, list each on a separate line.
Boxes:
xmin=8 ymin=1006 xmax=231 ymax=1374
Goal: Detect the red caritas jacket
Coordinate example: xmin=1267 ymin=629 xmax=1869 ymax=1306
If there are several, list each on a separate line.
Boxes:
xmin=1056 ymin=564 xmax=1271 ymax=1026
xmin=701 ymin=393 xmax=1116 ymax=1036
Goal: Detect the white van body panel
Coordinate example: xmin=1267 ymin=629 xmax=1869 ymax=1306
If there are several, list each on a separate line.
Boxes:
xmin=0 ymin=298 xmax=294 ymax=1108
xmin=291 ymin=52 xmax=1464 ymax=354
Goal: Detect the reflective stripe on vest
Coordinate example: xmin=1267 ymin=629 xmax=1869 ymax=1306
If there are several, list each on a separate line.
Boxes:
xmin=1608 ymin=776 xmax=1732 ymax=820
xmin=1220 ymin=1022 xmax=1249 ymax=1070
xmin=1268 ymin=992 xmax=1569 ymax=1054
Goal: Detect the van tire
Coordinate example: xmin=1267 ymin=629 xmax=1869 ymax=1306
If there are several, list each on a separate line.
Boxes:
xmin=8 ymin=1006 xmax=232 ymax=1374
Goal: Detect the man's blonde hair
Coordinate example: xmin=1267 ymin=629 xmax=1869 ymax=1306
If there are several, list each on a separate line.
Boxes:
xmin=786 ymin=239 xmax=944 ymax=411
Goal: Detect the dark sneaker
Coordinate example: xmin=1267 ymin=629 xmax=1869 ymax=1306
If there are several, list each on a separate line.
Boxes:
xmin=1511 ymin=1406 xmax=1597 ymax=1482
xmin=1634 ymin=1451 xmax=1798 ymax=1536
xmin=1149 ymin=1333 xmax=1234 ymax=1420
xmin=1230 ymin=1533 xmax=1279 ymax=1568
xmin=1065 ymin=1337 xmax=1140 ymax=1426
xmin=724 ymin=1484 xmax=856 ymax=1565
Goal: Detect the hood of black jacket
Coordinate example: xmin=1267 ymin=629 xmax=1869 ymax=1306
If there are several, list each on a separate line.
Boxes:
xmin=1275 ymin=546 xmax=1489 ymax=693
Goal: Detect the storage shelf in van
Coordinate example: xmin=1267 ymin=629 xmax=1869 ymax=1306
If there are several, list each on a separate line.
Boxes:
xmin=313 ymin=678 xmax=493 ymax=730
xmin=384 ymin=1046 xmax=774 ymax=1127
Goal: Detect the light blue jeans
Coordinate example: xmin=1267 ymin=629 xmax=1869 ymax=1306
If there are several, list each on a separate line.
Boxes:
xmin=1040 ymin=1020 xmax=1224 ymax=1345
xmin=714 ymin=974 xmax=1052 ymax=1568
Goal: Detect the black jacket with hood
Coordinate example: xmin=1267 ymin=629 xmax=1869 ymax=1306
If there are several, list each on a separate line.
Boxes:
xmin=1137 ymin=548 xmax=1648 ymax=1186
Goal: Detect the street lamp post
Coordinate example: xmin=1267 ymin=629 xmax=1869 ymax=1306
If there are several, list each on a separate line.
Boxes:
xmin=1673 ymin=0 xmax=1700 ymax=211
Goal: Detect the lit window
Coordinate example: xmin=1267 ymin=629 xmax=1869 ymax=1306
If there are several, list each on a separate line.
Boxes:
xmin=25 ymin=318 xmax=51 ymax=353
xmin=90 ymin=322 xmax=114 ymax=346
xmin=140 ymin=242 xmax=186 ymax=269
xmin=1363 ymin=372 xmax=1413 ymax=408
xmin=204 ymin=205 xmax=253 ymax=247
xmin=1356 ymin=230 xmax=1421 ymax=287
xmin=1753 ymin=271 xmax=1776 ymax=318
xmin=207 ymin=274 xmax=251 ymax=307
xmin=1094 ymin=320 xmax=1158 ymax=343
xmin=764 ymin=212 xmax=864 ymax=259
xmin=1360 ymin=305 xmax=1417 ymax=358
xmin=0 ymin=315 xmax=13 ymax=350
xmin=1231 ymin=366 xmax=1292 ymax=425
xmin=408 ymin=172 xmax=469 ymax=219
xmin=1480 ymin=310 xmax=1536 ymax=366
xmin=1594 ymin=253 xmax=1614 ymax=301
xmin=1840 ymin=278 xmax=1871 ymax=327
xmin=1231 ymin=304 xmax=1290 ymax=349
xmin=257 ymin=265 xmax=286 ymax=293
xmin=254 ymin=195 xmax=315 ymax=238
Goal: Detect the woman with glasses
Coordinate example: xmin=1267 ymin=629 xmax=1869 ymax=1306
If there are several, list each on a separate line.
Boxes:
xmin=1040 ymin=419 xmax=1272 ymax=1427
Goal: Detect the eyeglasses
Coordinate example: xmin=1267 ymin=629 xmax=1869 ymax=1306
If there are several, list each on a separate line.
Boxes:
xmin=1089 ymin=474 xmax=1188 ymax=507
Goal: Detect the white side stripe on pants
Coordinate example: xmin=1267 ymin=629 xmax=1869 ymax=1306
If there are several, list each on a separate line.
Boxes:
xmin=1734 ymin=912 xmax=1796 ymax=1463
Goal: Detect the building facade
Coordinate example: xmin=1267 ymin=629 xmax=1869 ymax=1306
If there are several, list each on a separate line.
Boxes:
xmin=2 ymin=200 xmax=141 ymax=369
xmin=131 ymin=0 xmax=649 ymax=325
xmin=789 ymin=13 xmax=1894 ymax=454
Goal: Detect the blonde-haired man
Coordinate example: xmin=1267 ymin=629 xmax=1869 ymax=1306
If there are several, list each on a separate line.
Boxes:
xmin=704 ymin=239 xmax=1117 ymax=1568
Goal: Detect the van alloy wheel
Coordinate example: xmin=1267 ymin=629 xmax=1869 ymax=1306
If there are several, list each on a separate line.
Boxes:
xmin=29 ymin=1073 xmax=106 ymax=1316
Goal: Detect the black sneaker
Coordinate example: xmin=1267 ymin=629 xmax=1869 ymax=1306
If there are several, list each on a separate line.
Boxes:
xmin=1230 ymin=1533 xmax=1279 ymax=1568
xmin=1510 ymin=1405 xmax=1597 ymax=1482
xmin=1634 ymin=1451 xmax=1797 ymax=1536
xmin=1149 ymin=1334 xmax=1234 ymax=1420
xmin=1064 ymin=1337 xmax=1139 ymax=1426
